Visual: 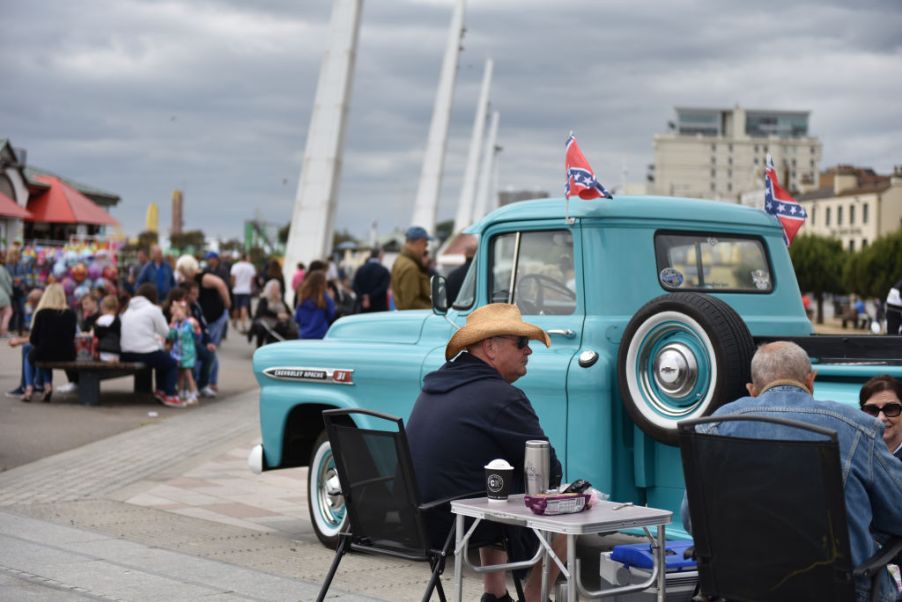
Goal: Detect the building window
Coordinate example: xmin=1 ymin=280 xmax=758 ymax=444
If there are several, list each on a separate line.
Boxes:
xmin=849 ymin=240 xmax=855 ymax=252
xmin=728 ymin=157 xmax=733 ymax=165
xmin=810 ymin=146 xmax=816 ymax=154
xmin=862 ymin=239 xmax=868 ymax=248
xmin=728 ymin=169 xmax=732 ymax=177
xmin=727 ymin=183 xmax=732 ymax=192
xmin=711 ymin=156 xmax=716 ymax=164
xmin=754 ymin=158 xmax=758 ymax=165
xmin=810 ymin=159 xmax=815 ymax=168
xmin=837 ymin=206 xmax=843 ymax=226
xmin=710 ymin=183 xmax=716 ymax=192
xmin=826 ymin=207 xmax=831 ymax=226
xmin=863 ymin=203 xmax=869 ymax=224
xmin=811 ymin=206 xmax=816 ymax=225
xmin=850 ymin=204 xmax=856 ymax=225
xmin=711 ymin=144 xmax=716 ymax=152
xmin=711 ymin=168 xmax=716 ymax=177
xmin=728 ymin=144 xmax=733 ymax=152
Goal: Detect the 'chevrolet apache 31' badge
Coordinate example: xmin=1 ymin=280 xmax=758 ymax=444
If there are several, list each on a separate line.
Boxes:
xmin=263 ymin=367 xmax=355 ymax=385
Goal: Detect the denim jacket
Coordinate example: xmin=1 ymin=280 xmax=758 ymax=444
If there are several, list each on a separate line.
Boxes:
xmin=681 ymin=385 xmax=902 ymax=602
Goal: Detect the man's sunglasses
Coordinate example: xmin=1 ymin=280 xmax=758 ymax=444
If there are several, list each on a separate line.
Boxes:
xmin=498 ymin=335 xmax=530 ymax=349
xmin=861 ymin=403 xmax=902 ymax=418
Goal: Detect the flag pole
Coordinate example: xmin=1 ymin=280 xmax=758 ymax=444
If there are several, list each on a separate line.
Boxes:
xmin=565 ymin=130 xmax=573 ymax=224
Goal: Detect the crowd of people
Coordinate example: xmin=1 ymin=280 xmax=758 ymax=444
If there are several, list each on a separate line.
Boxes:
xmin=0 ymin=242 xmax=291 ymax=409
xmin=0 ymin=230 xmax=449 ymax=406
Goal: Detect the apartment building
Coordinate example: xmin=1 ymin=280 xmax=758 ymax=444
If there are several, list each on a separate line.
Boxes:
xmin=798 ymin=165 xmax=902 ymax=252
xmin=652 ymin=106 xmax=822 ymax=202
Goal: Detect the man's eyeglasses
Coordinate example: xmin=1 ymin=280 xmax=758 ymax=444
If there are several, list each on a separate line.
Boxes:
xmin=497 ymin=335 xmax=530 ymax=350
xmin=861 ymin=403 xmax=902 ymax=418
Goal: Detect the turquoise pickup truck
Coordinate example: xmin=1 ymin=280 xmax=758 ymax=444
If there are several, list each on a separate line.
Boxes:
xmin=249 ymin=195 xmax=901 ymax=547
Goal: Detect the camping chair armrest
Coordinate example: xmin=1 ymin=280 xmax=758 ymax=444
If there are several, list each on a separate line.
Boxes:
xmin=852 ymin=537 xmax=902 ymax=578
xmin=419 ymin=490 xmax=486 ymax=513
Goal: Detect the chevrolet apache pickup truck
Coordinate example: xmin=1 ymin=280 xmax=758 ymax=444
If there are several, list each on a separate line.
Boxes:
xmin=249 ymin=195 xmax=902 ymax=546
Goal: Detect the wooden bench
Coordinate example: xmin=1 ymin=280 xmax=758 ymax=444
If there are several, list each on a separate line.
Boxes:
xmin=35 ymin=361 xmax=151 ymax=406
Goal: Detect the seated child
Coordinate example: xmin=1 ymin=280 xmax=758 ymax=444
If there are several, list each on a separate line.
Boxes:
xmin=93 ymin=295 xmax=121 ymax=362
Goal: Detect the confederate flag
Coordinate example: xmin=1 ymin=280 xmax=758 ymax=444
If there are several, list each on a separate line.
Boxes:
xmin=565 ymin=134 xmax=612 ymax=200
xmin=764 ymin=154 xmax=807 ymax=246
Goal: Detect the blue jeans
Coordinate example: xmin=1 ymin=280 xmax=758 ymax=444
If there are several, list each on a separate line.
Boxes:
xmin=193 ymin=343 xmax=214 ymax=389
xmin=22 ymin=344 xmax=50 ymax=388
xmin=120 ymin=350 xmax=177 ymax=396
xmin=206 ymin=310 xmax=228 ymax=386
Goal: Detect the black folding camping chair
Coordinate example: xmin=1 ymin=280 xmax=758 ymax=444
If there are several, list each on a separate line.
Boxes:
xmin=317 ymin=407 xmax=525 ymax=602
xmin=679 ymin=414 xmax=902 ymax=602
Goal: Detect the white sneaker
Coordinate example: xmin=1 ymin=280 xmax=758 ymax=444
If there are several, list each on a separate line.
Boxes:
xmin=57 ymin=383 xmax=78 ymax=394
xmin=200 ymin=386 xmax=217 ymax=398
xmin=187 ymin=391 xmax=199 ymax=405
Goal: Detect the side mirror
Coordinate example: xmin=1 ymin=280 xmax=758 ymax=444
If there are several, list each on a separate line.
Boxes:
xmin=431 ymin=275 xmax=448 ymax=315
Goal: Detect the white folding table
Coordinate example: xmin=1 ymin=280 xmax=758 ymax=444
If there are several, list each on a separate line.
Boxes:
xmin=450 ymin=494 xmax=672 ymax=601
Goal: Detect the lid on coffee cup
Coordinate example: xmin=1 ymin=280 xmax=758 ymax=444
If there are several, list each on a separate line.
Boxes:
xmin=485 ymin=458 xmax=513 ymax=470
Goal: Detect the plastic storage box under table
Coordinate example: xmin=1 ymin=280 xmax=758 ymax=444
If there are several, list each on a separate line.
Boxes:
xmin=596 ymin=541 xmax=698 ymax=602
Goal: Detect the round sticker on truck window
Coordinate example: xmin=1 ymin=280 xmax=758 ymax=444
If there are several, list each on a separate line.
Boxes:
xmin=659 ymin=267 xmax=684 ymax=288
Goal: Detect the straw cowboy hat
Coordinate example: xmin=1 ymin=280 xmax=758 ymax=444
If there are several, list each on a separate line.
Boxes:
xmin=445 ymin=303 xmax=551 ymax=360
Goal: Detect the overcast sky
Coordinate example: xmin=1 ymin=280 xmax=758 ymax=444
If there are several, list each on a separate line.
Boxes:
xmin=2 ymin=0 xmax=900 ymax=243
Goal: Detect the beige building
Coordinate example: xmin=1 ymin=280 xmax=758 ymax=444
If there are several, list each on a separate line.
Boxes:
xmin=652 ymin=106 xmax=822 ymax=202
xmin=798 ymin=165 xmax=902 ymax=252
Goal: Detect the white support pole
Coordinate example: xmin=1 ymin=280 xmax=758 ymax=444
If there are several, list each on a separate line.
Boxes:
xmin=452 ymin=58 xmax=493 ymax=233
xmin=410 ymin=0 xmax=466 ymax=233
xmin=472 ymin=110 xmax=500 ymax=222
xmin=283 ymin=0 xmax=362 ymax=304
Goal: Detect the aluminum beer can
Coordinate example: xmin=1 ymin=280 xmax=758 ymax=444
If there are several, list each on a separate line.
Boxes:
xmin=524 ymin=440 xmax=550 ymax=495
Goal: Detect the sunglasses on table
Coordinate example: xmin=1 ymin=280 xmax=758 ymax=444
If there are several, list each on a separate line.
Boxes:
xmin=497 ymin=335 xmax=530 ymax=349
xmin=861 ymin=403 xmax=902 ymax=418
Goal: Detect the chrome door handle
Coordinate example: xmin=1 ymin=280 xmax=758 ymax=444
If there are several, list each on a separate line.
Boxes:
xmin=546 ymin=329 xmax=575 ymax=338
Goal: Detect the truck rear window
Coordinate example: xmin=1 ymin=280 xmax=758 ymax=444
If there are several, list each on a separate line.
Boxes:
xmin=654 ymin=232 xmax=772 ymax=292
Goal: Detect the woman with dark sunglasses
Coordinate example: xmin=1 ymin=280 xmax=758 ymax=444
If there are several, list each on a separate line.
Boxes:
xmin=860 ymin=375 xmax=902 ymax=460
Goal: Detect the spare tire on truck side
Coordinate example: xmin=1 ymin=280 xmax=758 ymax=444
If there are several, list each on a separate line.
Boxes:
xmin=617 ymin=292 xmax=755 ymax=445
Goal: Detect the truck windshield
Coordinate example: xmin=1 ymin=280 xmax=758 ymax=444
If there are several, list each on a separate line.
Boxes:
xmin=655 ymin=232 xmax=772 ymax=292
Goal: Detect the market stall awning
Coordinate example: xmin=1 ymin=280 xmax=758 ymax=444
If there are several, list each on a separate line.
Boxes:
xmin=0 ymin=191 xmax=32 ymax=219
xmin=27 ymin=175 xmax=118 ymax=226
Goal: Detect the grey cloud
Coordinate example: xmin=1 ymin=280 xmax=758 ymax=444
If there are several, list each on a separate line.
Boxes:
xmin=1 ymin=0 xmax=900 ymax=241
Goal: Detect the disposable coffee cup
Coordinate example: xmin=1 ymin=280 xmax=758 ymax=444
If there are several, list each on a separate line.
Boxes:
xmin=485 ymin=459 xmax=514 ymax=503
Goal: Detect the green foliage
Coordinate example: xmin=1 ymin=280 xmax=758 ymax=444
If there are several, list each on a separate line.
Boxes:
xmin=789 ymin=234 xmax=846 ymax=295
xmin=278 ymin=223 xmax=290 ymax=245
xmin=136 ymin=230 xmax=158 ymax=252
xmin=169 ymin=230 xmax=206 ymax=255
xmin=842 ymin=230 xmax=902 ymax=298
xmin=248 ymin=245 xmax=267 ymax=268
xmin=434 ymin=219 xmax=454 ymax=243
xmin=332 ymin=228 xmax=359 ymax=252
xmin=219 ymin=238 xmax=244 ymax=253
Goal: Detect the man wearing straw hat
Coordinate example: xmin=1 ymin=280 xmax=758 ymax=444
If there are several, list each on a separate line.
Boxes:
xmin=407 ymin=303 xmax=564 ymax=602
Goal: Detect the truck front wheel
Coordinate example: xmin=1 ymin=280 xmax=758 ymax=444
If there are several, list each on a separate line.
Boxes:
xmin=617 ymin=293 xmax=754 ymax=445
xmin=307 ymin=431 xmax=347 ymax=548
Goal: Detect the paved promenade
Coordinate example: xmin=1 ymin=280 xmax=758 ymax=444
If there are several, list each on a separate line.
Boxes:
xmin=0 ymin=335 xmax=500 ymax=601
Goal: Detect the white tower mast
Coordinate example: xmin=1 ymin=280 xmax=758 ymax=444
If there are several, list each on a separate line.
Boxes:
xmin=410 ymin=0 xmax=466 ymax=233
xmin=452 ymin=58 xmax=493 ymax=233
xmin=472 ymin=109 xmax=500 ymax=222
xmin=283 ymin=0 xmax=362 ymax=302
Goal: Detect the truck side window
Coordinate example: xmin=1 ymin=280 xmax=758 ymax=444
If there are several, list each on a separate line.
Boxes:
xmin=655 ymin=232 xmax=772 ymax=292
xmin=490 ymin=230 xmax=576 ymax=315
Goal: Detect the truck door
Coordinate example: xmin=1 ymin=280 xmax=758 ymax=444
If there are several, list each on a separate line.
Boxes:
xmin=482 ymin=225 xmax=584 ymax=473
